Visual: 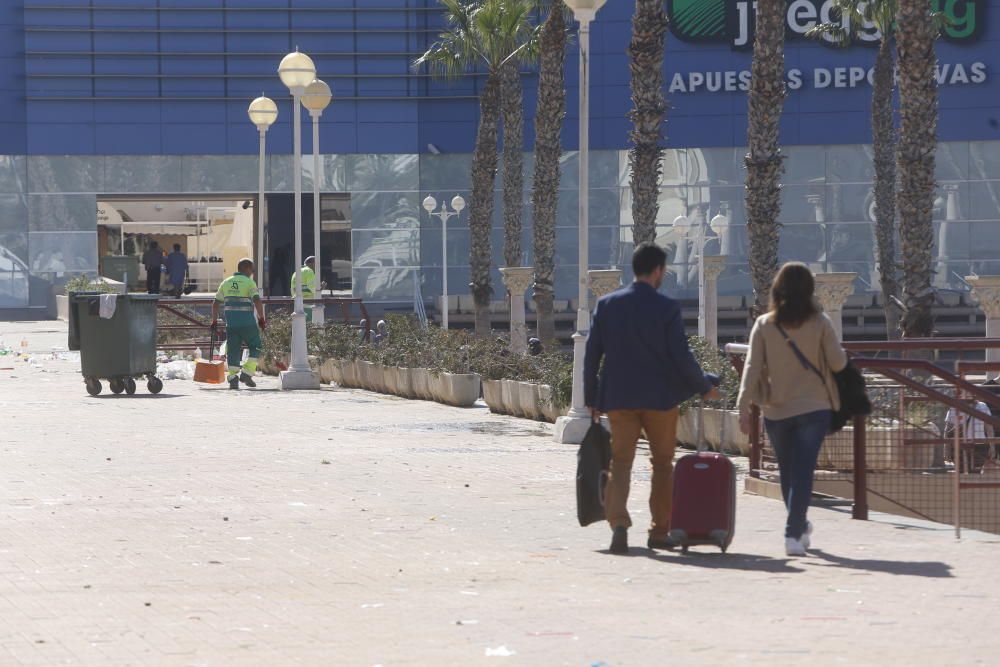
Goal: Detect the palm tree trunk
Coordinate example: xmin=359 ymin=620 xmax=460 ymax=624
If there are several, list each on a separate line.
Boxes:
xmin=895 ymin=0 xmax=938 ymax=338
xmin=628 ymin=0 xmax=669 ymax=246
xmin=501 ymin=62 xmax=524 ymax=269
xmin=744 ymin=0 xmax=786 ymax=316
xmin=471 ymin=74 xmax=501 ymax=338
xmin=872 ymin=37 xmax=901 ymax=339
xmin=531 ymin=5 xmax=567 ymax=346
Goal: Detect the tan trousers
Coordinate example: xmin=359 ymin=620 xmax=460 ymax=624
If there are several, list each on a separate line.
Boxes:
xmin=605 ymin=408 xmax=679 ymax=538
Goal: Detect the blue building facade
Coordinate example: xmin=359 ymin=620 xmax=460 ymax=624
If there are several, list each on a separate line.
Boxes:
xmin=1 ymin=0 xmax=999 ymax=312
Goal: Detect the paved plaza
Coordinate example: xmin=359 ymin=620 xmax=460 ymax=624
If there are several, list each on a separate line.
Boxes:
xmin=0 ymin=321 xmax=997 ymax=666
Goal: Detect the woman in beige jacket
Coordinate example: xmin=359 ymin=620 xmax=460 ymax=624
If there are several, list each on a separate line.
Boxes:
xmin=737 ymin=262 xmax=848 ymax=556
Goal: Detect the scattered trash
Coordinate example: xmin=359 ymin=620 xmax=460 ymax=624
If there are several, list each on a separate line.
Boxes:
xmin=158 ymin=359 xmax=194 ymax=381
xmin=455 ymin=620 xmax=479 ymax=626
xmin=223 ymin=517 xmax=229 ymax=522
xmin=485 ymin=646 xmax=516 ymax=657
xmin=321 ymin=459 xmax=331 ymax=465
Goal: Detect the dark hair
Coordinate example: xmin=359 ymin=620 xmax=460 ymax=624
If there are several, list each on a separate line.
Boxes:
xmin=173 ymin=243 xmax=182 ymax=252
xmin=632 ymin=243 xmax=667 ymax=277
xmin=769 ymin=262 xmax=819 ymax=327
xmin=237 ymin=258 xmax=255 ymax=273
xmin=150 ymin=241 xmax=158 ymax=249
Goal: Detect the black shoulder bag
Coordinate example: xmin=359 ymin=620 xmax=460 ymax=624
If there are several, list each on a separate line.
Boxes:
xmin=774 ymin=323 xmax=871 ymax=433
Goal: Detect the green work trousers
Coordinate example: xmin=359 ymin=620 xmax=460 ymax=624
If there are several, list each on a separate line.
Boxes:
xmin=226 ymin=324 xmax=261 ymax=376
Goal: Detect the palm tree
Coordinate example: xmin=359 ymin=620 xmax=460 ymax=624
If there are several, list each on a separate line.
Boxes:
xmin=530 ymin=2 xmax=568 ymax=345
xmin=628 ymin=0 xmax=669 ymax=246
xmin=744 ymin=0 xmax=787 ymax=316
xmin=895 ymin=0 xmax=939 ymax=338
xmin=809 ymin=0 xmax=902 ymax=338
xmin=415 ymin=0 xmax=536 ymax=338
xmin=501 ymin=61 xmax=525 ymax=269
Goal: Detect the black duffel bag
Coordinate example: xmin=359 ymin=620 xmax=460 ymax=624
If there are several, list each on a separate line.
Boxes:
xmin=576 ymin=422 xmax=611 ymax=526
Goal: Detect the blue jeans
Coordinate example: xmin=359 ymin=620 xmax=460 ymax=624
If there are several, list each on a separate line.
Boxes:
xmin=764 ymin=410 xmax=831 ymax=540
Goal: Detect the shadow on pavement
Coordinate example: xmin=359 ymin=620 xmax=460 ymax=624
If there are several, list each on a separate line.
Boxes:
xmin=91 ymin=394 xmax=182 ymax=399
xmin=807 ymin=549 xmax=953 ymax=578
xmin=647 ymin=551 xmax=806 ymax=573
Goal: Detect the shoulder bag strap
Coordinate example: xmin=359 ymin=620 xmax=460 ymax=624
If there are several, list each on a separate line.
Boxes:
xmin=774 ymin=322 xmax=826 ymax=384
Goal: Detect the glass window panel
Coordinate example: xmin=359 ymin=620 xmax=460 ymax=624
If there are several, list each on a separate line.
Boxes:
xmin=0 ymin=194 xmax=28 ymax=233
xmin=350 ymin=192 xmax=419 ymax=231
xmin=29 ymin=231 xmax=97 ymax=274
xmin=827 ymin=223 xmax=877 ymax=263
xmin=104 ymin=156 xmax=183 ymax=193
xmin=0 ymin=156 xmax=26 ymax=195
xmin=826 ymin=145 xmax=874 ymax=184
xmin=419 ymin=154 xmax=473 ymax=191
xmin=267 ymin=155 xmax=347 ymax=193
xmin=347 ymin=154 xmax=418 ymax=191
xmin=352 ymin=266 xmax=415 ymax=301
xmin=557 ymin=150 xmax=620 ymax=189
xmin=826 ymin=183 xmax=874 ymax=223
xmin=182 ymin=156 xmax=257 ymax=192
xmin=353 ymin=229 xmax=420 ymax=269
xmin=27 ymin=156 xmax=104 ymax=194
xmin=936 ymin=142 xmax=970 ymax=182
xmin=778 ymin=185 xmax=827 ymax=224
xmin=687 ymin=147 xmax=747 ymax=186
xmin=778 ymin=223 xmax=826 ymax=265
xmin=968 ymin=181 xmax=1000 ymax=222
xmin=968 ymin=222 xmax=1000 ymax=261
xmin=0 ymin=232 xmax=29 ymax=307
xmin=28 ymin=194 xmax=96 ymax=232
xmin=782 ymin=145 xmax=827 ymax=185
xmin=970 ymin=141 xmax=1000 ymax=180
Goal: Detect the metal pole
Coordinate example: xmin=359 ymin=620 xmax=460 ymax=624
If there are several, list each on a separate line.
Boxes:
xmin=442 ymin=205 xmax=449 ymax=330
xmin=288 ymin=91 xmax=309 ymax=372
xmin=570 ymin=19 xmax=590 ymax=419
xmin=257 ymin=128 xmax=267 ymax=296
xmin=697 ymin=212 xmax=706 ymax=338
xmin=852 ymin=414 xmax=868 ymax=520
xmin=311 ymin=109 xmax=324 ymax=324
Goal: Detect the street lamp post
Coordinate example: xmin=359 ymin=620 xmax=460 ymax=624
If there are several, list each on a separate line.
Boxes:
xmin=555 ymin=0 xmax=607 ymax=445
xmin=247 ymin=95 xmax=278 ymax=296
xmin=302 ymin=78 xmax=333 ymax=324
xmin=277 ymin=49 xmax=321 ymax=390
xmin=422 ymin=194 xmax=466 ymax=330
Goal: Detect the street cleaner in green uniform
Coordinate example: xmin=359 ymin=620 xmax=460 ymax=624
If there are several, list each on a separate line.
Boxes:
xmin=211 ymin=258 xmax=266 ymax=390
xmin=290 ymin=256 xmax=325 ymax=323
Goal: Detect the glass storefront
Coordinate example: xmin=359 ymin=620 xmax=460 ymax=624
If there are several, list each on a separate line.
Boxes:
xmin=0 ymin=140 xmax=998 ymax=310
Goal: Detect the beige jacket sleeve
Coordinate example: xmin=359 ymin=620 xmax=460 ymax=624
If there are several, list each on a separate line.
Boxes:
xmin=820 ymin=313 xmax=848 ymax=373
xmin=736 ymin=317 xmax=766 ymax=414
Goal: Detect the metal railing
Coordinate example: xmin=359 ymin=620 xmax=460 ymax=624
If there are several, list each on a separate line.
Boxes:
xmin=726 ymin=338 xmax=1000 ymax=538
xmin=156 ymin=296 xmax=370 ymax=352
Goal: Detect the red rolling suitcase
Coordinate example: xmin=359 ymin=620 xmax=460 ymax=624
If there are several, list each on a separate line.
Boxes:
xmin=668 ymin=398 xmax=737 ymax=553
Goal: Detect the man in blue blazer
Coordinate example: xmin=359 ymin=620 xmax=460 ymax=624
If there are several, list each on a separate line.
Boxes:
xmin=585 ymin=243 xmax=719 ymax=554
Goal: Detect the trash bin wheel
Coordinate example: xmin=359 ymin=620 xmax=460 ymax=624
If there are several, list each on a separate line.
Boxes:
xmin=125 ymin=378 xmax=137 ymax=395
xmin=109 ymin=379 xmax=125 ymax=395
xmin=85 ymin=378 xmax=102 ymax=396
xmin=147 ymin=377 xmax=163 ymax=395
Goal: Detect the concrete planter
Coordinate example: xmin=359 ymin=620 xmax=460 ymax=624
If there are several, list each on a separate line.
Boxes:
xmin=56 ymin=294 xmax=70 ymax=321
xmin=500 ymin=379 xmax=520 ymax=416
xmin=319 ymin=359 xmax=336 ymax=384
xmin=329 ymin=359 xmax=344 ymax=386
xmin=441 ymin=372 xmax=481 ymax=407
xmin=428 ymin=372 xmax=446 ymax=403
xmin=358 ymin=361 xmax=375 ymax=391
xmin=339 ymin=359 xmax=357 ymax=387
xmin=538 ymin=385 xmax=565 ymax=423
xmin=677 ymin=407 xmax=751 ymax=455
xmin=517 ymin=382 xmax=541 ymax=421
xmin=395 ymin=367 xmax=414 ymax=398
xmin=482 ymin=379 xmax=503 ymax=414
xmin=411 ymin=367 xmax=431 ymax=400
xmin=383 ymin=366 xmax=399 ymax=394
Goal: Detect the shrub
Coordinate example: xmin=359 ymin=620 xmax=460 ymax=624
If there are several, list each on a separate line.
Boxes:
xmin=65 ymin=275 xmax=117 ymax=294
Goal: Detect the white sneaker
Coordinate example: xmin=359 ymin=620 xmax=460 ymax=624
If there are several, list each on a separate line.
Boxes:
xmin=801 ymin=521 xmax=813 ymax=550
xmin=785 ymin=537 xmax=807 ymax=557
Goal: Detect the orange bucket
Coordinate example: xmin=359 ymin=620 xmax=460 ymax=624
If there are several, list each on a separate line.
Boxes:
xmin=194 ymin=358 xmax=226 ymax=384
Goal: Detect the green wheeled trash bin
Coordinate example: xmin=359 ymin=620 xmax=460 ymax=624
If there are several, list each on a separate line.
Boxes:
xmin=69 ymin=292 xmax=163 ymax=396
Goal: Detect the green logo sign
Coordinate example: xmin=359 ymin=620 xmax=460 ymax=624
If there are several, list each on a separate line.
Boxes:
xmin=666 ymin=0 xmax=985 ymax=50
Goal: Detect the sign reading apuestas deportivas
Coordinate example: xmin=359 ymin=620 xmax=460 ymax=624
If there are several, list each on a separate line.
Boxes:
xmin=666 ymin=0 xmax=985 ymax=48
xmin=663 ymin=0 xmax=989 ymax=93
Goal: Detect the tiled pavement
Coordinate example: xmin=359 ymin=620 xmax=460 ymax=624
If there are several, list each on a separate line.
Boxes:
xmin=0 ymin=321 xmax=997 ymax=666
